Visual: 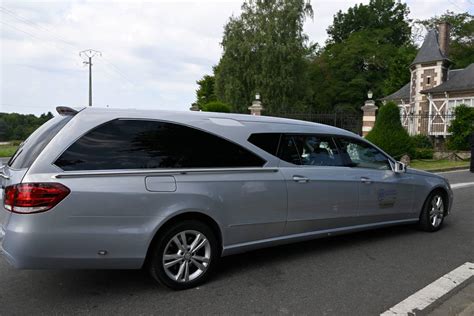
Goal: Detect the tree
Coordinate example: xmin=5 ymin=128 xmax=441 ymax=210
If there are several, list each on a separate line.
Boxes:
xmin=195 ymin=75 xmax=217 ymax=110
xmin=214 ymin=0 xmax=314 ymax=114
xmin=309 ymin=0 xmax=416 ymax=111
xmin=447 ymin=104 xmax=474 ymax=151
xmin=327 ymin=0 xmax=411 ymax=46
xmin=202 ymin=101 xmax=232 ymax=113
xmin=0 ymin=112 xmax=54 ymax=141
xmin=417 ymin=11 xmax=474 ymax=69
xmin=366 ymin=102 xmax=414 ymax=158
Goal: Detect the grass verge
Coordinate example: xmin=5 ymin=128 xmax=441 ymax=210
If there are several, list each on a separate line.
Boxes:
xmin=410 ymin=159 xmax=470 ymax=171
xmin=0 ymin=145 xmax=18 ymax=157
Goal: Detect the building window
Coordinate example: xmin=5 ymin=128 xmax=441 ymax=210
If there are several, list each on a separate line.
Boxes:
xmin=447 ymin=98 xmax=474 ymax=114
xmin=426 ymin=77 xmax=431 ymax=85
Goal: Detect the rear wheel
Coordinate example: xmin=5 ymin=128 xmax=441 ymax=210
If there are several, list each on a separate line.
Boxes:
xmin=148 ymin=220 xmax=218 ymax=290
xmin=419 ymin=192 xmax=446 ymax=232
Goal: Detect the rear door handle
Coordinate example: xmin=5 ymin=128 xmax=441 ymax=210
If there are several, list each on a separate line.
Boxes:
xmin=292 ymin=175 xmax=309 ymax=183
xmin=360 ymin=177 xmax=372 ymax=184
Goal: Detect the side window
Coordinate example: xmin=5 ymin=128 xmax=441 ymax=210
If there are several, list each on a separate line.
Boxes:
xmin=336 ymin=137 xmax=391 ymax=170
xmin=278 ymin=134 xmax=343 ymax=166
xmin=55 ymin=119 xmax=265 ymax=171
xmin=248 ymin=133 xmax=281 ymax=156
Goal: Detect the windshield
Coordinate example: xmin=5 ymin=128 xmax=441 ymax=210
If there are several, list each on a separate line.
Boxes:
xmin=7 ymin=115 xmax=72 ymax=169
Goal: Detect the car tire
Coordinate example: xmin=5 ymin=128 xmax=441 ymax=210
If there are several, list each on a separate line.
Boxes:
xmin=148 ymin=219 xmax=219 ymax=290
xmin=419 ymin=191 xmax=446 ymax=232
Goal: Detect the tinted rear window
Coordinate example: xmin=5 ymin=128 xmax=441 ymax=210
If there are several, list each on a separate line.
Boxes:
xmin=248 ymin=133 xmax=281 ymax=156
xmin=55 ymin=119 xmax=266 ymax=171
xmin=8 ymin=116 xmax=72 ymax=169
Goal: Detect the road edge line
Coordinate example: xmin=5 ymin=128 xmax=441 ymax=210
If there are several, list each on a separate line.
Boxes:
xmin=381 ymin=262 xmax=474 ymax=315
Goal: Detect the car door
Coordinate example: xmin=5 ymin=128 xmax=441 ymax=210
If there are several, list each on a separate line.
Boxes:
xmin=278 ymin=134 xmax=359 ymax=235
xmin=334 ymin=137 xmax=415 ymax=223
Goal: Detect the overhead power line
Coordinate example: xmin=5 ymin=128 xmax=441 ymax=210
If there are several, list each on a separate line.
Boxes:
xmin=1 ymin=5 xmax=136 ymax=89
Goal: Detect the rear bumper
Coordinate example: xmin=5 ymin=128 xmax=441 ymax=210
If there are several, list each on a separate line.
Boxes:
xmin=0 ymin=216 xmax=147 ymax=270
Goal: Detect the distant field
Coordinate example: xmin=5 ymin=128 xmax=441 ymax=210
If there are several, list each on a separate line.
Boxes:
xmin=0 ymin=145 xmax=18 ymax=157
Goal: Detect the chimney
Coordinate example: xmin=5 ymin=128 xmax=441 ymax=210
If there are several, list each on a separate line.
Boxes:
xmin=438 ymin=22 xmax=451 ymax=58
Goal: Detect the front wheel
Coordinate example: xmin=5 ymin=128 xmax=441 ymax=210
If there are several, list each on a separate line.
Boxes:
xmin=148 ymin=220 xmax=218 ymax=290
xmin=419 ymin=192 xmax=446 ymax=232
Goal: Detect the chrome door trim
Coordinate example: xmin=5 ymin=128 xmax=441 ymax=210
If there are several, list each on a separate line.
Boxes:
xmin=53 ymin=167 xmax=279 ymax=179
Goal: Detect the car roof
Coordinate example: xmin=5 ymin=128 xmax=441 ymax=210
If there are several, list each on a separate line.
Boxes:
xmin=72 ymin=107 xmax=357 ymax=137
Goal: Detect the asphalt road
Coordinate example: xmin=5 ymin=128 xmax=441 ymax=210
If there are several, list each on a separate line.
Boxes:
xmin=0 ymin=170 xmax=473 ymax=315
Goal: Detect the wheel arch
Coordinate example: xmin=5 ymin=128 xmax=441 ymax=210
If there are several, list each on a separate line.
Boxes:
xmin=143 ymin=211 xmax=223 ymax=267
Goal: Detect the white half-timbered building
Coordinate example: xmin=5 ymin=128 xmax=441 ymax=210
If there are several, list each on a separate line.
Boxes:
xmin=382 ymin=22 xmax=474 ymax=137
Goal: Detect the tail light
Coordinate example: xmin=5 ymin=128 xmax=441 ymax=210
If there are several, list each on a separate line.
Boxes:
xmin=4 ymin=183 xmax=70 ymax=214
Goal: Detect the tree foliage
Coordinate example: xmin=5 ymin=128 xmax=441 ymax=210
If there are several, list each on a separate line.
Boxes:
xmin=417 ymin=11 xmax=474 ymax=69
xmin=202 ymin=101 xmax=232 ymax=113
xmin=214 ymin=0 xmax=313 ymax=114
xmin=447 ymin=104 xmax=474 ymax=151
xmin=310 ymin=0 xmax=416 ymax=111
xmin=327 ymin=0 xmax=412 ymax=46
xmin=0 ymin=112 xmax=53 ymax=141
xmin=366 ymin=102 xmax=414 ymax=158
xmin=195 ymin=75 xmax=217 ymax=110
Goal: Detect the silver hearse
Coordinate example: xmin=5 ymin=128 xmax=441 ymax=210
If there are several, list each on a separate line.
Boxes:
xmin=0 ymin=107 xmax=452 ymax=289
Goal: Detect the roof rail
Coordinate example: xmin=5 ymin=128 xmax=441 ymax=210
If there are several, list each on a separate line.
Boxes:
xmin=56 ymin=106 xmax=85 ymax=116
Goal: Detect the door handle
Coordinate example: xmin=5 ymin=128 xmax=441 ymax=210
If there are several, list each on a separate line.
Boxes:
xmin=292 ymin=175 xmax=309 ymax=183
xmin=360 ymin=177 xmax=372 ymax=184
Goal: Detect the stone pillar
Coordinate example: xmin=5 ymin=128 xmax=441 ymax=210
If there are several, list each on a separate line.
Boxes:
xmin=361 ymin=100 xmax=377 ymax=137
xmin=248 ymin=95 xmax=264 ymax=116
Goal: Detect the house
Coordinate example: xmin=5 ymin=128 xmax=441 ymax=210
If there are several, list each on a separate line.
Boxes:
xmin=382 ymin=22 xmax=474 ymax=137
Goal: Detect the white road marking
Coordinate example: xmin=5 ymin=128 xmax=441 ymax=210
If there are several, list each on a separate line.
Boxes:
xmin=451 ymin=182 xmax=474 ymax=189
xmin=381 ymin=262 xmax=474 ymax=315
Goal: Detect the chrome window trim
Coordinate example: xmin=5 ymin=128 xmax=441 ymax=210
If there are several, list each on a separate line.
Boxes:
xmin=53 ymin=167 xmax=279 ymax=178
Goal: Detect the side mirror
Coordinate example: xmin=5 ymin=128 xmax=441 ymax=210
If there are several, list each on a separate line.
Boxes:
xmin=393 ymin=161 xmax=406 ymax=173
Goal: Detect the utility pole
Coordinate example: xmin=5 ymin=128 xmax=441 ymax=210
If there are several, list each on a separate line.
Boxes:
xmin=79 ymin=49 xmax=101 ymax=106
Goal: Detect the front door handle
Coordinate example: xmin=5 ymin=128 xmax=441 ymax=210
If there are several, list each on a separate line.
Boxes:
xmin=292 ymin=175 xmax=309 ymax=183
xmin=360 ymin=177 xmax=372 ymax=184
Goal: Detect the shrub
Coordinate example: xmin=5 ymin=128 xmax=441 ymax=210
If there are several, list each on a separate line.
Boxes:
xmin=411 ymin=134 xmax=433 ymax=149
xmin=413 ymin=148 xmax=434 ymax=159
xmin=202 ymin=101 xmax=232 ymax=113
xmin=447 ymin=104 xmax=474 ymax=151
xmin=366 ymin=101 xmax=415 ymax=159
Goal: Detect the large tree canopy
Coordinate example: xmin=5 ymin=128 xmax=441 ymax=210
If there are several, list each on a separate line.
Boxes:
xmin=214 ymin=0 xmax=314 ymax=114
xmin=310 ymin=0 xmax=416 ymax=111
xmin=327 ymin=0 xmax=412 ymax=46
xmin=416 ymin=11 xmax=474 ymax=69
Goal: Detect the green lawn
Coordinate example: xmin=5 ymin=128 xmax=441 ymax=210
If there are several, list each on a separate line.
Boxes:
xmin=0 ymin=145 xmax=18 ymax=157
xmin=410 ymin=159 xmax=470 ymax=171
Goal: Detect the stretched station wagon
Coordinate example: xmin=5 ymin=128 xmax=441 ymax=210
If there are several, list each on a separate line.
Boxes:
xmin=0 ymin=107 xmax=452 ymax=289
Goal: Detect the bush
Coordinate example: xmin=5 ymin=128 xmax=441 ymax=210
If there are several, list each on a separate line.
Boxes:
xmin=411 ymin=134 xmax=433 ymax=149
xmin=202 ymin=101 xmax=232 ymax=113
xmin=366 ymin=101 xmax=415 ymax=159
xmin=413 ymin=148 xmax=434 ymax=159
xmin=447 ymin=104 xmax=474 ymax=151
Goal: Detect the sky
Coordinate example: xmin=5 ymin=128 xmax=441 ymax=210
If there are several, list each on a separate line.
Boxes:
xmin=0 ymin=0 xmax=473 ymax=116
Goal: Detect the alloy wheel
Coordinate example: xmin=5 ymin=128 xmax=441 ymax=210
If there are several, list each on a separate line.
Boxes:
xmin=429 ymin=195 xmax=444 ymax=228
xmin=162 ymin=230 xmax=211 ymax=283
